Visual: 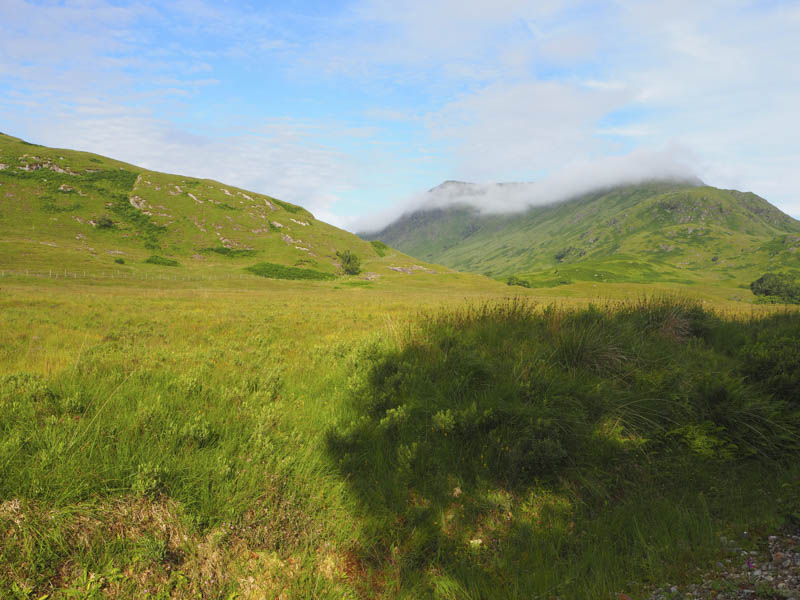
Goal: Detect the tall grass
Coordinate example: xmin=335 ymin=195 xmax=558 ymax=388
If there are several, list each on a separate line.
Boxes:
xmin=1 ymin=291 xmax=798 ymax=598
xmin=326 ymin=297 xmax=800 ymax=597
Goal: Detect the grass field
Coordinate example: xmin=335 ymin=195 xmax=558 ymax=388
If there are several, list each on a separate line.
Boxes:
xmin=1 ymin=275 xmax=799 ymax=599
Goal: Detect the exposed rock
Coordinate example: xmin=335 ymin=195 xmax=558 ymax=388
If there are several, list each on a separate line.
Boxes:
xmin=271 ymin=221 xmax=284 ymax=228
xmin=188 ymin=193 xmax=202 ymax=204
xmin=290 ymin=218 xmax=310 ymax=226
xmin=281 ymin=233 xmax=301 ymax=245
xmin=645 ymin=531 xmax=800 ymax=600
xmin=129 ymin=196 xmax=147 ymax=210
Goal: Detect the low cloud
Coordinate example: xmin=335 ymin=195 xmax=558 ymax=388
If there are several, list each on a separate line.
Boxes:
xmin=355 ymin=145 xmax=699 ymax=233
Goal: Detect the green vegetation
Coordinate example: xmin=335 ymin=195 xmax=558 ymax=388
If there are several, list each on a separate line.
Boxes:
xmin=751 ymin=272 xmax=800 ymax=303
xmin=95 ymin=215 xmax=115 ymax=229
xmin=2 ymin=133 xmax=800 ymax=598
xmin=200 ymin=246 xmax=258 ymax=258
xmin=0 ymin=132 xmax=421 ymax=283
xmin=506 ymin=275 xmax=530 ymax=288
xmin=363 ymin=181 xmax=800 ymax=292
xmin=145 ymin=255 xmax=179 ymax=267
xmin=1 ymin=284 xmax=798 ymax=599
xmin=370 ymin=239 xmax=391 ymax=257
xmin=336 ymin=249 xmax=362 ymax=275
xmin=245 ymin=261 xmax=335 ymax=280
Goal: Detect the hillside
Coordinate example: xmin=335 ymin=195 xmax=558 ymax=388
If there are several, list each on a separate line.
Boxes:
xmin=0 ymin=132 xmax=453 ymax=283
xmin=362 ymin=180 xmax=800 ymax=287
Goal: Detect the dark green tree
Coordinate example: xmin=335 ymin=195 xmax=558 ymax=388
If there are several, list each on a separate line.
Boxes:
xmin=336 ymin=250 xmax=362 ymax=275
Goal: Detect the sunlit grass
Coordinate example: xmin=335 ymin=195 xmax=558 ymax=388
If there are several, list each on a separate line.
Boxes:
xmin=0 ymin=279 xmax=798 ymax=598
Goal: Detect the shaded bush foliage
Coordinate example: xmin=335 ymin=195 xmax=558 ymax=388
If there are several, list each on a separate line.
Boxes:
xmin=326 ymin=298 xmax=800 ymax=593
xmin=750 ymin=273 xmax=800 ymax=303
xmin=506 ymin=275 xmax=531 ymax=288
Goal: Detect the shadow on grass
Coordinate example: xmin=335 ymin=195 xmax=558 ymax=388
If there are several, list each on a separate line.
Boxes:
xmin=325 ymin=298 xmax=800 ymax=598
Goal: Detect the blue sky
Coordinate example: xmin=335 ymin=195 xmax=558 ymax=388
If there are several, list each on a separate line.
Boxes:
xmin=1 ymin=0 xmax=799 ymax=229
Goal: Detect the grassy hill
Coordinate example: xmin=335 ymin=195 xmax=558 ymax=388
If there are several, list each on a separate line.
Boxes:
xmin=0 ymin=132 xmax=459 ymax=285
xmin=362 ymin=180 xmax=800 ymax=289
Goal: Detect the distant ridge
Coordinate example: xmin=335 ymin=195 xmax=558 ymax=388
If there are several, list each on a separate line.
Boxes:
xmin=361 ymin=179 xmax=800 ymax=287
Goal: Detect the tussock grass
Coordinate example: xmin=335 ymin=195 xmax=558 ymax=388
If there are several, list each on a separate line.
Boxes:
xmin=1 ymin=284 xmax=798 ymax=599
xmin=327 ymin=297 xmax=800 ymax=597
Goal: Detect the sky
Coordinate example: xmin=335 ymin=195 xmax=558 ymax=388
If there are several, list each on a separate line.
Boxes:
xmin=1 ymin=0 xmax=799 ymax=230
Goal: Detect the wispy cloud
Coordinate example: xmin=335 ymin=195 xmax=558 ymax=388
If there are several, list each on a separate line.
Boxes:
xmin=2 ymin=0 xmax=799 ymax=229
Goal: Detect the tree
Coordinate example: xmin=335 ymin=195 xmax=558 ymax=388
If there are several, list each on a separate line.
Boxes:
xmin=750 ymin=273 xmax=800 ymax=303
xmin=336 ymin=250 xmax=362 ymax=275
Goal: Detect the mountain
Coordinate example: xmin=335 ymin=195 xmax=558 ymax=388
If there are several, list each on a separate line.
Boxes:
xmin=361 ymin=179 xmax=800 ymax=287
xmin=0 ymin=132 xmax=447 ymax=282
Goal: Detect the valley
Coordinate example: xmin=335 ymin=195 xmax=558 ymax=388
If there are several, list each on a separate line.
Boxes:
xmin=1 ymin=135 xmax=799 ymax=599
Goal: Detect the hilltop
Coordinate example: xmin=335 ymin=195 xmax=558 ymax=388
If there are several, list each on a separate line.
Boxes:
xmin=0 ymin=132 xmax=457 ymax=285
xmin=362 ymin=179 xmax=800 ymax=288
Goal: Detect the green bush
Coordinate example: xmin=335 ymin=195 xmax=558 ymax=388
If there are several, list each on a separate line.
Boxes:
xmin=144 ymin=255 xmax=179 ymax=267
xmin=114 ymin=258 xmax=125 ymax=265
xmin=506 ymin=275 xmax=531 ymax=288
xmin=370 ymin=240 xmax=390 ymax=257
xmin=750 ymin=273 xmax=800 ymax=303
xmin=327 ymin=299 xmax=800 ymax=593
xmin=96 ymin=215 xmax=114 ymax=229
xmin=245 ymin=262 xmax=335 ymax=281
xmin=200 ymin=247 xmax=258 ymax=258
xmin=336 ymin=250 xmax=362 ymax=275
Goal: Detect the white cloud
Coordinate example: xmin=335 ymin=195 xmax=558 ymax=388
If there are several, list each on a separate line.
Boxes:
xmin=354 ymin=145 xmax=699 ymax=233
xmin=2 ymin=0 xmax=799 ymax=227
xmin=425 ymin=80 xmax=631 ymax=180
xmin=7 ymin=104 xmax=358 ymax=227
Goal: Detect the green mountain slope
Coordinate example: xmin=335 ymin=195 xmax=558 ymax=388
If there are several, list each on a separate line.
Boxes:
xmin=362 ymin=180 xmax=800 ymax=287
xmin=0 ymin=133 xmax=452 ymax=283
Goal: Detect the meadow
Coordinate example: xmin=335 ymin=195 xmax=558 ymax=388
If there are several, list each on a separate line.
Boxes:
xmin=1 ymin=273 xmax=799 ymax=599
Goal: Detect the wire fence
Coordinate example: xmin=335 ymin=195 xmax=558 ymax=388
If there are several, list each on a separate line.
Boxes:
xmin=0 ymin=268 xmax=263 ymax=282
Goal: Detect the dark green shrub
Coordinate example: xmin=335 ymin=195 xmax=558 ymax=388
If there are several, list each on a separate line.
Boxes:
xmin=506 ymin=275 xmax=531 ymax=288
xmin=114 ymin=258 xmax=125 ymax=265
xmin=245 ymin=262 xmax=335 ymax=281
xmin=96 ymin=215 xmax=114 ymax=229
xmin=336 ymin=250 xmax=362 ymax=275
xmin=750 ymin=273 xmax=800 ymax=303
xmin=201 ymin=247 xmax=257 ymax=258
xmin=144 ymin=255 xmax=179 ymax=267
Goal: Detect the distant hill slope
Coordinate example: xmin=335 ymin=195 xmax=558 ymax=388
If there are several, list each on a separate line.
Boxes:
xmin=362 ymin=180 xmax=800 ymax=287
xmin=0 ymin=132 xmax=451 ymax=282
